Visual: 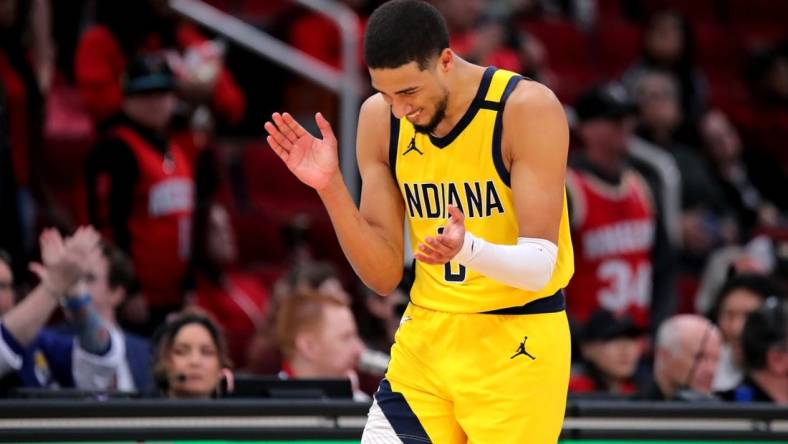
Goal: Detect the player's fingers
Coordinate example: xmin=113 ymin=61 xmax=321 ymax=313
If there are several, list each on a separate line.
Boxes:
xmin=426 ymin=236 xmax=454 ymax=256
xmin=447 ymin=205 xmax=465 ymax=224
xmin=282 ymin=112 xmax=308 ymax=138
xmin=266 ymin=136 xmax=289 ymax=161
xmin=434 ymin=234 xmax=459 ymax=251
xmin=264 ymin=122 xmax=292 ymax=151
xmin=414 ymin=253 xmax=442 ymax=265
xmin=315 ymin=112 xmax=336 ymax=142
xmin=272 ymin=113 xmax=299 ymax=144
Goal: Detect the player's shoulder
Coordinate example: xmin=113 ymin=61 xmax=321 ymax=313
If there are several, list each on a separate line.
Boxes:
xmin=359 ymin=93 xmax=391 ymax=126
xmin=506 ymin=79 xmax=564 ymax=119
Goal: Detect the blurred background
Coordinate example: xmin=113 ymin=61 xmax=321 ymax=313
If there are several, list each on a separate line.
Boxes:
xmin=0 ymin=0 xmax=785 ymax=424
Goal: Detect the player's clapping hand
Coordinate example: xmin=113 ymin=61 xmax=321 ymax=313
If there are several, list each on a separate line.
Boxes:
xmin=264 ymin=112 xmax=340 ymax=191
xmin=39 ymin=227 xmax=101 ymax=296
xmin=415 ymin=205 xmax=466 ymax=265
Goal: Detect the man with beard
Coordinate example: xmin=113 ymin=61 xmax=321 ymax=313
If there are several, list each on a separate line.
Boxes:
xmin=264 ymin=0 xmax=573 ymax=442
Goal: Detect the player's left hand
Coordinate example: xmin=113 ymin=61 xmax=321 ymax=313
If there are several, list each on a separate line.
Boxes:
xmin=415 ymin=205 xmax=465 ymax=265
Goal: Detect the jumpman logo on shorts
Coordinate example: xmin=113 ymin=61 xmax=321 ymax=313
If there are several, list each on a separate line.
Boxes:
xmin=510 ymin=336 xmax=536 ymax=360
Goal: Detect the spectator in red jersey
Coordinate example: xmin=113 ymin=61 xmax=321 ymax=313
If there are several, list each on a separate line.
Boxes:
xmin=75 ymin=0 xmax=245 ymax=153
xmin=569 ymin=309 xmax=644 ymax=397
xmin=85 ymin=54 xmax=194 ymax=334
xmin=566 ymin=84 xmax=675 ymax=332
xmin=190 ymin=202 xmax=268 ymax=368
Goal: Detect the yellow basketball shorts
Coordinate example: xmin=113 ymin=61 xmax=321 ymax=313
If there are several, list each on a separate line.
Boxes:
xmin=362 ymin=293 xmax=571 ymax=444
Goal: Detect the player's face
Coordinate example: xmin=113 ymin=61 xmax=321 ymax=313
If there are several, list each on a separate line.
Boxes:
xmin=370 ymin=60 xmax=450 ymax=134
xmin=167 ymin=323 xmax=224 ymax=398
xmin=584 ymin=337 xmax=641 ymax=381
xmin=311 ymin=304 xmax=365 ymax=378
xmin=0 ymin=261 xmax=14 ymax=315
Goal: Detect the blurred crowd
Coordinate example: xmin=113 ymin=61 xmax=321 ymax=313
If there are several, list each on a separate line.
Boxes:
xmin=0 ymin=0 xmax=785 ymax=404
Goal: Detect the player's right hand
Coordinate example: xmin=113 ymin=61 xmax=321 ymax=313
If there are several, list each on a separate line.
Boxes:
xmin=264 ymin=112 xmax=340 ymax=191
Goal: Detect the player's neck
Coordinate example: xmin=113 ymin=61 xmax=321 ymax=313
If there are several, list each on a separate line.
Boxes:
xmin=431 ymin=60 xmax=486 ymax=138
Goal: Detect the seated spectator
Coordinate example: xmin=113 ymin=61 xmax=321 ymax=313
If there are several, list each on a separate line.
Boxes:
xmin=698 ymin=109 xmax=785 ymax=233
xmin=635 ymin=314 xmax=721 ymax=401
xmin=0 ymin=250 xmax=15 ymax=315
xmin=621 ymin=10 xmax=706 ymax=121
xmin=53 ymin=241 xmax=153 ymax=394
xmin=275 ymin=289 xmax=367 ymax=401
xmin=569 ymin=310 xmax=644 ymax=397
xmin=151 ymin=312 xmax=232 ymax=399
xmin=191 ymin=203 xmax=268 ymax=368
xmin=707 ymin=274 xmax=783 ymax=392
xmin=632 ymin=70 xmax=736 ymax=266
xmin=244 ymin=261 xmax=349 ymax=375
xmin=86 ymin=53 xmax=194 ymax=331
xmin=721 ymin=297 xmax=787 ymax=404
xmin=0 ymin=227 xmax=122 ymax=393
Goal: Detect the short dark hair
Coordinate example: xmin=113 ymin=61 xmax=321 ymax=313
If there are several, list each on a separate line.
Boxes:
xmin=101 ymin=242 xmax=136 ymax=294
xmin=364 ymin=0 xmax=449 ymax=70
xmin=741 ymin=297 xmax=786 ymax=370
xmin=707 ymin=274 xmax=784 ymax=324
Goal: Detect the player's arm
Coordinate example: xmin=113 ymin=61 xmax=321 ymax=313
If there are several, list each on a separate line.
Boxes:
xmin=416 ymin=82 xmax=568 ymax=292
xmin=318 ymin=95 xmax=405 ymax=294
xmin=264 ymin=95 xmax=404 ymax=295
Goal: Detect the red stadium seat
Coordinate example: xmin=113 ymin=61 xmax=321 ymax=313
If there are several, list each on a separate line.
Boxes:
xmin=594 ymin=19 xmax=643 ymax=76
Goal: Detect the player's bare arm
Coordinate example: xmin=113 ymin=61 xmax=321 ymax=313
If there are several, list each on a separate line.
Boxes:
xmin=264 ymin=94 xmax=405 ymax=295
xmin=504 ymin=80 xmax=569 ymax=243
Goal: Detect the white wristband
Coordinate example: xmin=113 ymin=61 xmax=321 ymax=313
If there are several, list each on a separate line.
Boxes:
xmin=452 ymin=232 xmax=558 ymax=292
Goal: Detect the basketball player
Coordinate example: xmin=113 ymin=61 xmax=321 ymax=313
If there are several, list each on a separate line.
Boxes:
xmin=264 ymin=1 xmax=573 ymax=442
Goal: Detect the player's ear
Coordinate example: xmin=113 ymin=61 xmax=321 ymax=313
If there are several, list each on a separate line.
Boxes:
xmin=438 ymin=49 xmax=453 ymax=72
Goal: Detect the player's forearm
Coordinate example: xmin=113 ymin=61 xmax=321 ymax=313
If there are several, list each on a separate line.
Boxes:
xmin=318 ymin=174 xmax=403 ymax=295
xmin=0 ymin=284 xmax=58 ymax=347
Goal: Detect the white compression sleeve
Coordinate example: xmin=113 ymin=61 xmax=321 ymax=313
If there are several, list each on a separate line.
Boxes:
xmin=452 ymin=232 xmax=558 ymax=292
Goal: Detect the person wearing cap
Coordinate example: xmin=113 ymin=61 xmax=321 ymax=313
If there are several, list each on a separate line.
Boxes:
xmin=569 ymin=309 xmax=644 ymax=396
xmin=86 ymin=53 xmax=194 ymax=334
xmin=720 ymin=297 xmax=787 ymax=404
xmin=565 ymin=83 xmax=673 ymax=334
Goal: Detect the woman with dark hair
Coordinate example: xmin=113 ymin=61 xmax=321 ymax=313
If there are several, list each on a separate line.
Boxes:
xmin=707 ymin=274 xmax=784 ymax=392
xmin=151 ymin=312 xmax=233 ymax=398
xmin=622 ymin=10 xmax=707 ymax=122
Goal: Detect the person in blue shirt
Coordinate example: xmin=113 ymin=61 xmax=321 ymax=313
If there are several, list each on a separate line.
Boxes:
xmin=0 ymin=227 xmax=123 ymax=392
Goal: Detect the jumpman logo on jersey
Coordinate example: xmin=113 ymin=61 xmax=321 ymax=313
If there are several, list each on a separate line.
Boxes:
xmin=510 ymin=336 xmax=536 ymax=360
xmin=403 ymin=137 xmax=423 ymax=156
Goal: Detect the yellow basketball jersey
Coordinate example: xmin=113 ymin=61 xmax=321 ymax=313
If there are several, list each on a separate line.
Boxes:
xmin=389 ymin=67 xmax=574 ymax=313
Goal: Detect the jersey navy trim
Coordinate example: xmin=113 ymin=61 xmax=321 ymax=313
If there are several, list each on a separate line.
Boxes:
xmin=388 ymin=111 xmax=400 ymax=183
xmin=429 ymin=66 xmax=497 ymax=149
xmin=375 ymin=378 xmax=431 ymax=443
xmin=491 ymin=75 xmax=523 ymax=187
xmin=482 ymin=289 xmax=565 ymax=315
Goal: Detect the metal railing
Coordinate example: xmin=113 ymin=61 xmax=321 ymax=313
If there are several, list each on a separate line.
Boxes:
xmin=169 ymin=0 xmax=362 ymax=200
